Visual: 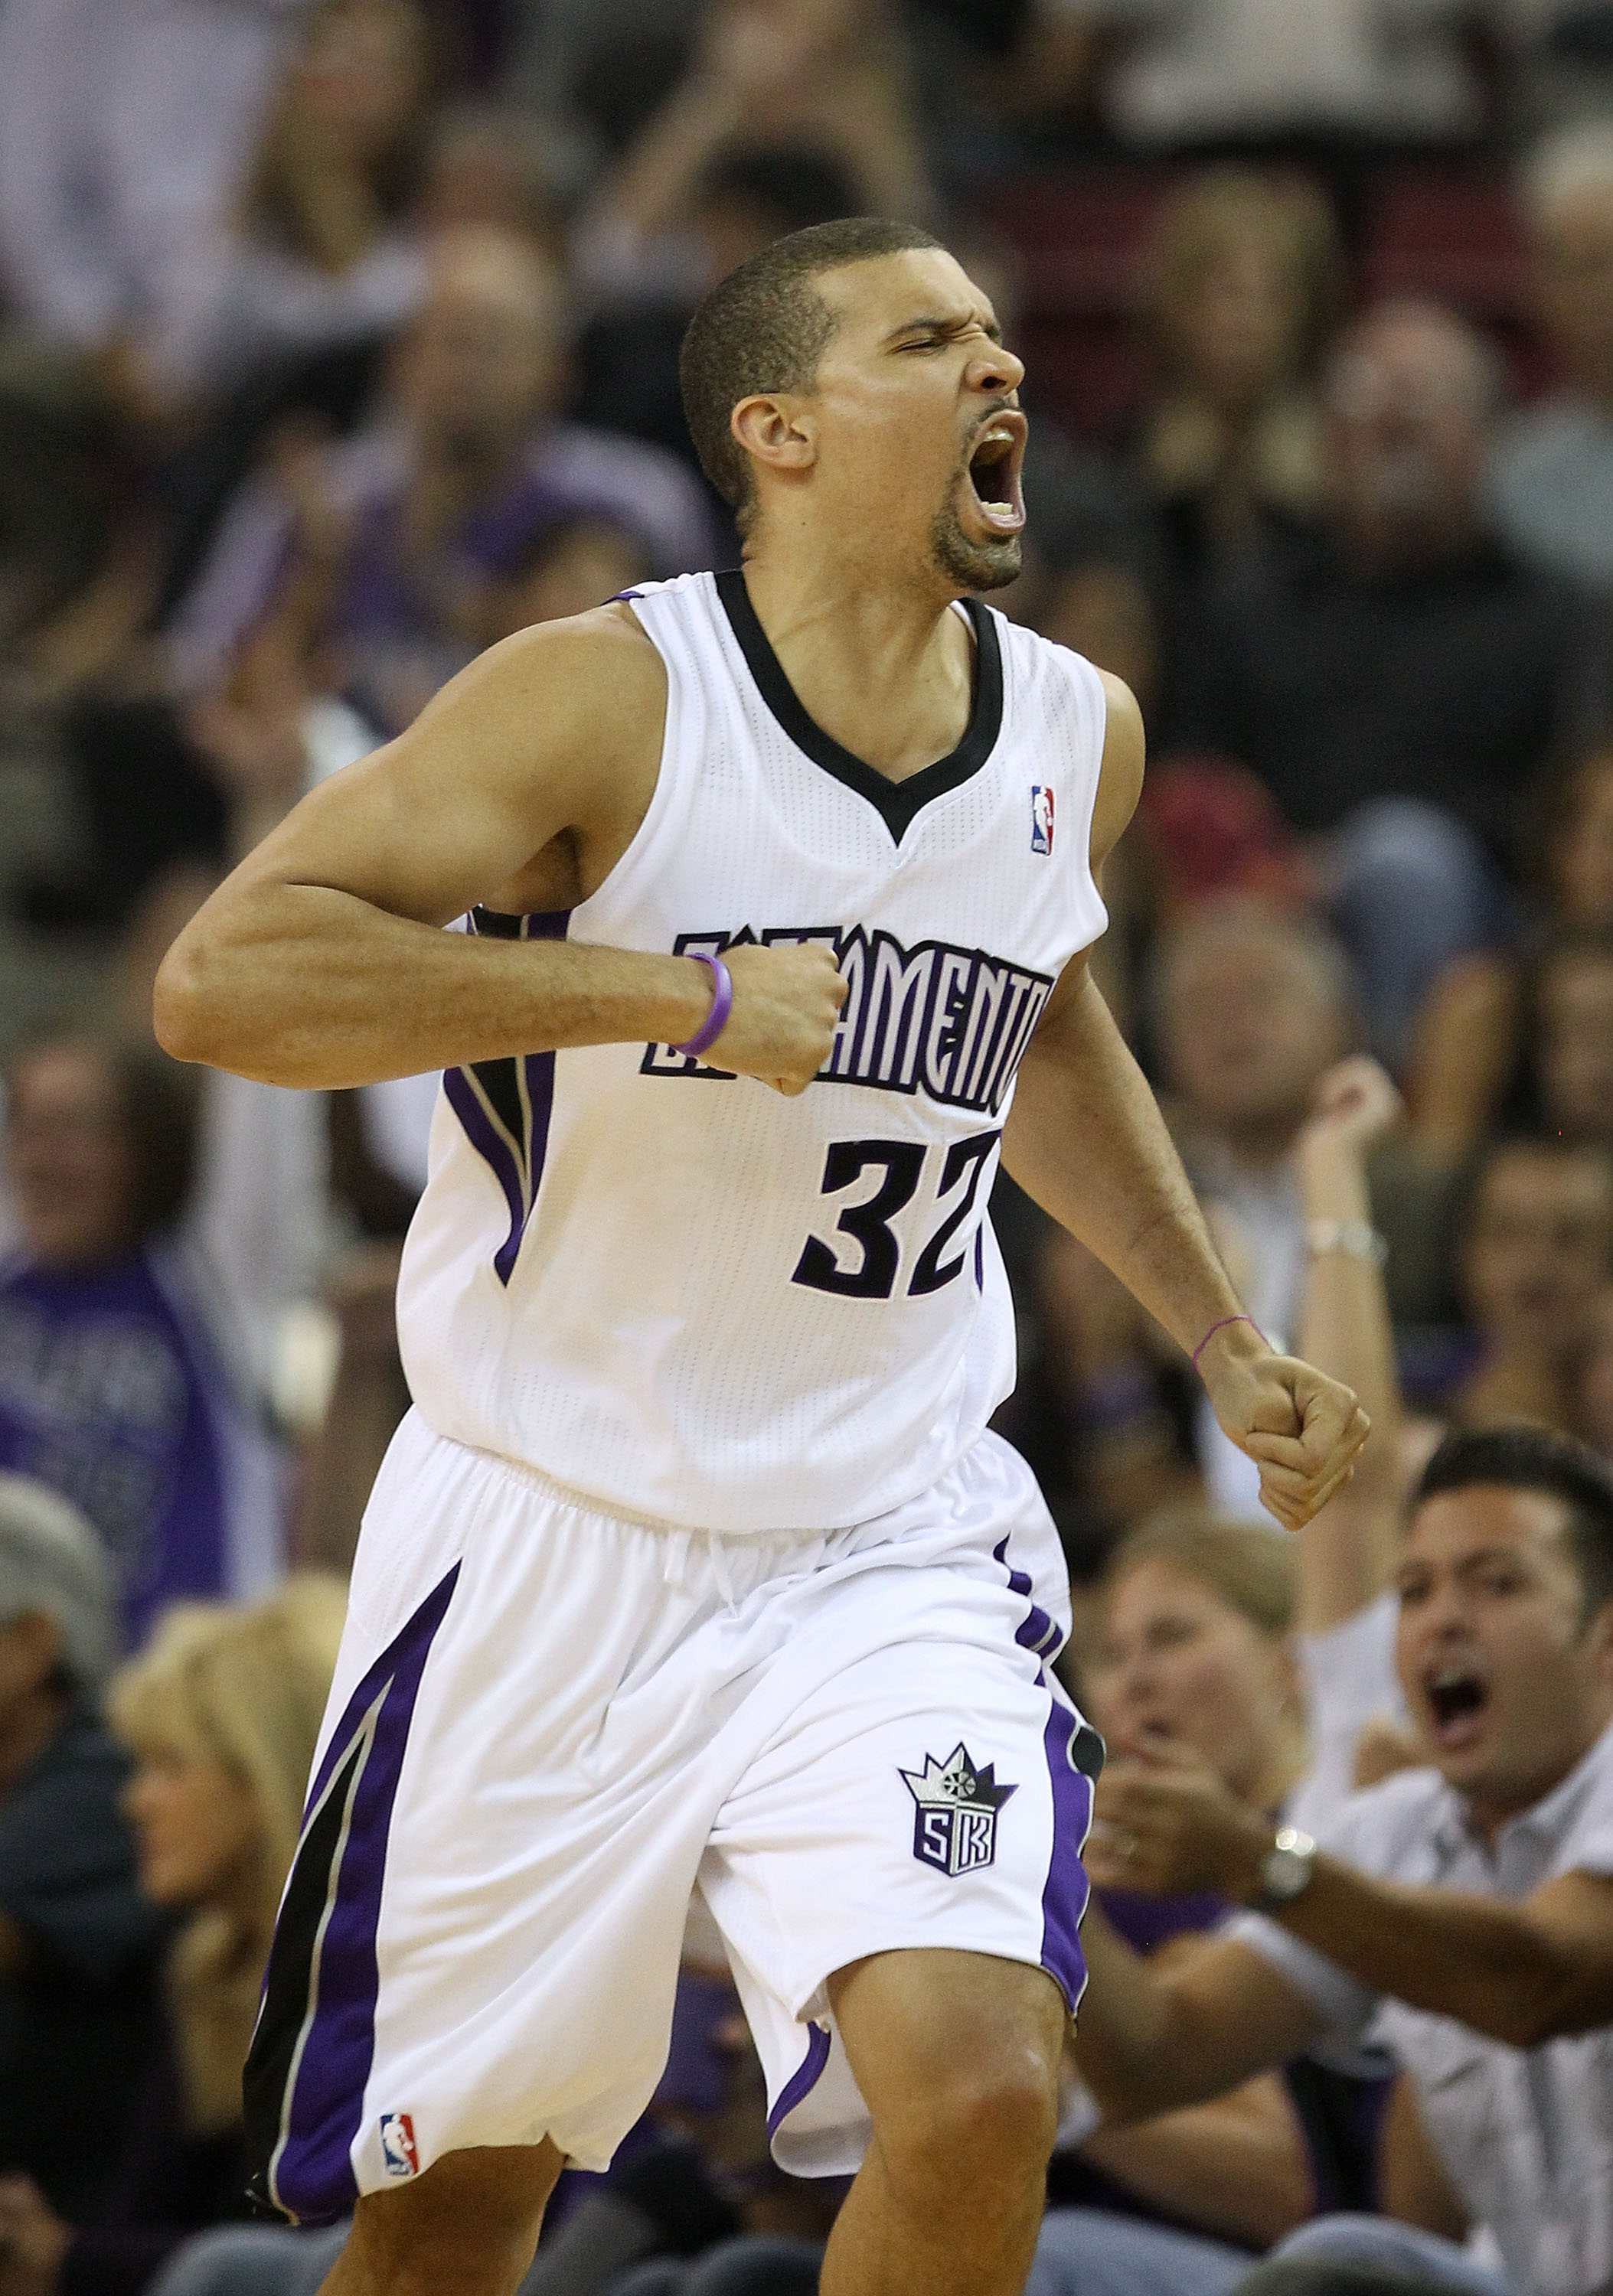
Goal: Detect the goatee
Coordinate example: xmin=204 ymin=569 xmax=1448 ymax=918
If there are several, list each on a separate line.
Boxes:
xmin=928 ymin=499 xmax=1023 ymax=593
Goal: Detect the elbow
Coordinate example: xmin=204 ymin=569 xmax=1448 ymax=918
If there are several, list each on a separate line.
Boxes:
xmin=152 ymin=925 xmax=225 ymax=1067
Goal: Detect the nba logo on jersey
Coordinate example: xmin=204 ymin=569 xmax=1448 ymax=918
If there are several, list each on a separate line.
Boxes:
xmin=901 ymin=1743 xmax=1017 ymax=1876
xmin=1030 ymin=785 xmax=1055 ymax=855
xmin=379 ymin=2112 xmax=420 ymax=2178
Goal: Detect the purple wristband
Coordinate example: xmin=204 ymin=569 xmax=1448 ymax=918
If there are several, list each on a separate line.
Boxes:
xmin=1190 ymin=1313 xmax=1265 ymax=1372
xmin=674 ymin=951 xmax=733 ymax=1058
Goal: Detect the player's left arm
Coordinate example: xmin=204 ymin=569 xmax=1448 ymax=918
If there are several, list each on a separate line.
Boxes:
xmin=1000 ymin=671 xmax=1367 ymax=1531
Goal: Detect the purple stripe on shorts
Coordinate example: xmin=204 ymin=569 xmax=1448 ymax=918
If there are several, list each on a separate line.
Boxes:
xmin=1040 ymin=1693 xmax=1095 ymax=2015
xmin=993 ymin=1536 xmax=1063 ymax=1660
xmin=767 ymin=2021 xmax=832 ymax=2141
xmin=269 ymin=1564 xmax=459 ymax=2222
xmin=994 ymin=1535 xmax=1092 ymax=2011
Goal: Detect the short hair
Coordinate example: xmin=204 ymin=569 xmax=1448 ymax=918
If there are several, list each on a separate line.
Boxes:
xmin=679 ymin=216 xmax=944 ymax=523
xmin=1413 ymin=1425 xmax=1613 ymax=1619
xmin=0 ymin=1475 xmax=118 ymax=1694
xmin=1102 ymin=1508 xmax=1296 ymax=1639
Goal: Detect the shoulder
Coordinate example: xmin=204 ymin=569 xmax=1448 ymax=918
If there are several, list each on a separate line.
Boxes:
xmin=377 ymin=595 xmax=671 ymax=833
xmin=1093 ymin=670 xmax=1145 ymax=866
xmin=1313 ymin=1763 xmax=1450 ymax=1871
xmin=1553 ymin=1717 xmax=1613 ymax=1876
xmin=414 ymin=595 xmax=667 ymax=747
xmin=991 ymin=612 xmax=1115 ymax=747
xmin=987 ymin=618 xmax=1141 ymax=861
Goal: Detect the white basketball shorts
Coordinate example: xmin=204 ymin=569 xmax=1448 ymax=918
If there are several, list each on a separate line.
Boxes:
xmin=243 ymin=1411 xmax=1099 ymax=2224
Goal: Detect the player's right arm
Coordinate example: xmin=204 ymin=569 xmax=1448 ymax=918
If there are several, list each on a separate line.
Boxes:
xmin=154 ymin=608 xmax=845 ymax=1094
xmin=1072 ymin=1908 xmax=1321 ymax=2123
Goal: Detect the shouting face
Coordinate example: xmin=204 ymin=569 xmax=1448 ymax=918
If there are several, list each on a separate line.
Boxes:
xmin=741 ymin=248 xmax=1030 ymax=594
xmin=1396 ymin=1485 xmax=1613 ymax=1833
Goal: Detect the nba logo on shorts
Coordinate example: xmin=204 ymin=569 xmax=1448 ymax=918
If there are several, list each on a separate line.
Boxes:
xmin=900 ymin=1742 xmax=1017 ymax=1876
xmin=1030 ymin=785 xmax=1054 ymax=856
xmin=379 ymin=2112 xmax=420 ymax=2178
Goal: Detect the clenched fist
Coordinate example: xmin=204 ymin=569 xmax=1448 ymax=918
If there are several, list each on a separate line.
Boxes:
xmin=704 ymin=941 xmax=848 ymax=1096
xmin=1198 ymin=1319 xmax=1370 ymax=1531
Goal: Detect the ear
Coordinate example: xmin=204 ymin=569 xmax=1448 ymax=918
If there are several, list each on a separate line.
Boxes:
xmin=730 ymin=393 xmax=817 ymax=485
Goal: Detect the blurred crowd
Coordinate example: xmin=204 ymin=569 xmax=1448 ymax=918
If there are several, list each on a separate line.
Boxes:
xmin=2 ymin=2 xmax=1613 ymax=2294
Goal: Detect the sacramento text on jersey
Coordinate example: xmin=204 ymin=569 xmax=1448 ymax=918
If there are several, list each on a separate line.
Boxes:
xmin=643 ymin=926 xmax=1053 ymax=1115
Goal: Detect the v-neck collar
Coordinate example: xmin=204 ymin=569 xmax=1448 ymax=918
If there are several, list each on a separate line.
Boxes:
xmin=714 ymin=567 xmax=1004 ymax=842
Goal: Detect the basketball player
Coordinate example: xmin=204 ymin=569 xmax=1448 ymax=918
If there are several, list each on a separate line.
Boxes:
xmin=155 ymin=220 xmax=1366 ymax=2296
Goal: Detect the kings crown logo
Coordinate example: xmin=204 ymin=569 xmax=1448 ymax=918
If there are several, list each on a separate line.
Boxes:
xmin=900 ymin=1742 xmax=1017 ymax=1876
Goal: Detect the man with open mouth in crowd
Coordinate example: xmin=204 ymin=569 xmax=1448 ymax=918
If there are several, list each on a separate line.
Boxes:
xmin=1056 ymin=1424 xmax=1613 ymax=2296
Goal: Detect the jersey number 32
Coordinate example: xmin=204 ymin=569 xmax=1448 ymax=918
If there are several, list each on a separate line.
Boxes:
xmin=792 ymin=1132 xmax=999 ymax=1302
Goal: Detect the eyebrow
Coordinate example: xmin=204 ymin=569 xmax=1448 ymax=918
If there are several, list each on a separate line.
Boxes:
xmin=883 ymin=310 xmax=1003 ymax=346
xmin=1397 ymin=1545 xmax=1531 ymax=1581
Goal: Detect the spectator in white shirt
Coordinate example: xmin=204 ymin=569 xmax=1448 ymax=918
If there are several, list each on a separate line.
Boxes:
xmin=1041 ymin=0 xmax=1486 ymax=149
xmin=1062 ymin=1423 xmax=1613 ymax=2296
xmin=1149 ymin=901 xmax=1358 ymax=1509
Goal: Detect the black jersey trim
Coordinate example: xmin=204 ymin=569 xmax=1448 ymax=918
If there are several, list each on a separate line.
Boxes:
xmin=714 ymin=567 xmax=1004 ymax=843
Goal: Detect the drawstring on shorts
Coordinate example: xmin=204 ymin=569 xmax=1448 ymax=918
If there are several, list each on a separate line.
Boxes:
xmin=659 ymin=1526 xmax=740 ymax=1615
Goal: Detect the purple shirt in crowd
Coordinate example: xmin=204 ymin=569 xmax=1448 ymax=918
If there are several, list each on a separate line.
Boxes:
xmin=170 ymin=420 xmax=727 ymax=719
xmin=0 ymin=1248 xmax=276 ymax=1647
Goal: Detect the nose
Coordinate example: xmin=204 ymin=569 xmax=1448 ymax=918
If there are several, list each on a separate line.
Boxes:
xmin=969 ymin=340 xmax=1024 ymax=398
xmin=1106 ymin=1649 xmax=1155 ymax=1716
xmin=1410 ymin=1580 xmax=1473 ymax=1655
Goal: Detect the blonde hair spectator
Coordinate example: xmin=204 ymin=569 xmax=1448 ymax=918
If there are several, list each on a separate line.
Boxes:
xmin=109 ymin=1580 xmax=347 ymax=2133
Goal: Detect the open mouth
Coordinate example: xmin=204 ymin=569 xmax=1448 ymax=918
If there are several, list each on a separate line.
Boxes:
xmin=1423 ymin=1665 xmax=1490 ymax=1749
xmin=965 ymin=412 xmax=1027 ymax=534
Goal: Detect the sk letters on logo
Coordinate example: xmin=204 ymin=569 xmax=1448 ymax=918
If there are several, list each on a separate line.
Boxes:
xmin=1030 ymin=784 xmax=1054 ymax=856
xmin=900 ymin=1742 xmax=1017 ymax=1876
xmin=379 ymin=2112 xmax=420 ymax=2178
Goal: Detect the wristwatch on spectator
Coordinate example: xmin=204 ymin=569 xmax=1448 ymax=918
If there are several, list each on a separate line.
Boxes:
xmin=1252 ymin=1825 xmax=1317 ymax=1910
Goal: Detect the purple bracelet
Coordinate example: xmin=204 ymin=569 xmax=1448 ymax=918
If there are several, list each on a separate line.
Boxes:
xmin=674 ymin=951 xmax=733 ymax=1058
xmin=1190 ymin=1313 xmax=1265 ymax=1372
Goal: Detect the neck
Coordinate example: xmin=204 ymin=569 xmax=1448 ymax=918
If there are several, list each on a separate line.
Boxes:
xmin=0 ymin=1684 xmax=67 ymax=1799
xmin=739 ymin=535 xmax=975 ymax=782
xmin=1461 ymin=1698 xmax=1613 ymax=1845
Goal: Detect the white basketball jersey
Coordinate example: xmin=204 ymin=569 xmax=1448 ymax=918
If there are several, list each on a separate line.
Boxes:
xmin=395 ymin=570 xmax=1109 ymax=1532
